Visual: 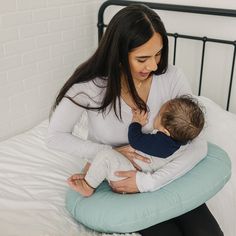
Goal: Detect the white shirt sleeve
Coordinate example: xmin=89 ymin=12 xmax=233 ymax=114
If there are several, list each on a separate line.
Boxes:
xmin=46 ymin=87 xmax=111 ymax=162
xmin=136 ymin=135 xmax=207 ymax=192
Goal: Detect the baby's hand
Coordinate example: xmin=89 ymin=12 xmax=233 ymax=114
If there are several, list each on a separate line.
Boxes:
xmin=132 ymin=109 xmax=148 ymax=126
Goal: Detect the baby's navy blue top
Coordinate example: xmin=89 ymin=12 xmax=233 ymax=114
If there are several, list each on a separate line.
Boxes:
xmin=128 ymin=122 xmax=184 ymax=158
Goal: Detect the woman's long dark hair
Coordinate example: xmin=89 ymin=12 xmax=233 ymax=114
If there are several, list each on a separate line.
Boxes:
xmin=52 ymin=4 xmax=169 ymax=119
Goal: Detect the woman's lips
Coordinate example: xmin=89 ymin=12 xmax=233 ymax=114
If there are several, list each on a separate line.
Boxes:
xmin=139 ymin=72 xmax=150 ymax=77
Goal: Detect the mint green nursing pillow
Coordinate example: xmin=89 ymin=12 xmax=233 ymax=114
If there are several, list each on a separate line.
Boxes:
xmin=66 ymin=143 xmax=231 ymax=233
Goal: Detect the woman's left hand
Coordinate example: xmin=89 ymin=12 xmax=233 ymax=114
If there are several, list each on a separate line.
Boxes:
xmin=114 ymin=145 xmax=150 ymax=170
xmin=110 ymin=170 xmax=139 ymax=194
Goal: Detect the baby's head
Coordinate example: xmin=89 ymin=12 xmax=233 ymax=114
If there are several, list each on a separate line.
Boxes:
xmin=154 ymin=95 xmax=205 ymax=143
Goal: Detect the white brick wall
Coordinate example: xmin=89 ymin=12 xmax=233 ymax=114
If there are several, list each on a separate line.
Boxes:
xmin=0 ymin=0 xmax=104 ymax=141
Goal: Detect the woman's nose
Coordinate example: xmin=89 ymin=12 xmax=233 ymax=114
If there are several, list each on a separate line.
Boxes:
xmin=146 ymin=58 xmax=158 ymax=71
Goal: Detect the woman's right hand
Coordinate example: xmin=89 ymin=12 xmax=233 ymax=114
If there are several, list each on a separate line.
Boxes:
xmin=114 ymin=145 xmax=150 ymax=170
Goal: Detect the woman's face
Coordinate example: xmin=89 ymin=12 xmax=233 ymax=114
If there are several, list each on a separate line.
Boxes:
xmin=128 ymin=32 xmax=163 ymax=83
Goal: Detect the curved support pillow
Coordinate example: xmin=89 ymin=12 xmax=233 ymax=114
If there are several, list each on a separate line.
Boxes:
xmin=65 ymin=143 xmax=231 ymax=233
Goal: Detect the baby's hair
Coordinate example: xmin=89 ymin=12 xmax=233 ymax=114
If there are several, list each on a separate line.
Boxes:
xmin=161 ymin=95 xmax=205 ymax=143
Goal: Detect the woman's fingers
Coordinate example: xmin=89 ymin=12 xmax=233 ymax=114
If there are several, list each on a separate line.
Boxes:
xmin=115 ymin=144 xmax=135 ymax=153
xmin=110 ymin=170 xmax=139 ymax=193
xmin=134 ymin=152 xmax=151 ymax=163
xmin=128 ymin=158 xmax=142 ymax=170
xmin=115 ymin=144 xmax=150 ymax=170
xmin=115 ymin=170 xmax=137 ymax=178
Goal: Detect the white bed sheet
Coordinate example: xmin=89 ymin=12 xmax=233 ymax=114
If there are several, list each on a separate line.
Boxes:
xmin=0 ymin=96 xmax=235 ymax=236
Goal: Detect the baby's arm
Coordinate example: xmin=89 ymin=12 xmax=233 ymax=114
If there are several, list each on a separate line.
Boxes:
xmin=129 ymin=110 xmax=151 ymax=154
xmin=130 ymin=107 xmax=177 ymax=158
xmin=132 ymin=109 xmax=148 ymax=125
xmin=128 ymin=123 xmax=175 ymax=157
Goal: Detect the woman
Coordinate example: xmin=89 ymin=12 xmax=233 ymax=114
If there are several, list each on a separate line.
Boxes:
xmin=47 ymin=4 xmax=223 ymax=236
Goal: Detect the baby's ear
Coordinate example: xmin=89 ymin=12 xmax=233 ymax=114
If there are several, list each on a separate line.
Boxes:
xmin=163 ymin=128 xmax=170 ymax=136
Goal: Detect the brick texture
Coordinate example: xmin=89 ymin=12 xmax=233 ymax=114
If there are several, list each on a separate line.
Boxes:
xmin=0 ymin=0 xmax=104 ymax=141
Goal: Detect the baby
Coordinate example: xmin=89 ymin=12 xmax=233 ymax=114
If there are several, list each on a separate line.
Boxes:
xmin=67 ymin=95 xmax=205 ymax=196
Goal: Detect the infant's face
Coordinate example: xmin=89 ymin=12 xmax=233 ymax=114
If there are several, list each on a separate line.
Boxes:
xmin=153 ymin=113 xmax=164 ymax=131
xmin=153 ymin=102 xmax=170 ymax=136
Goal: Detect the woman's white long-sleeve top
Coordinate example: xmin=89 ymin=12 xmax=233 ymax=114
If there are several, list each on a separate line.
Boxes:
xmin=47 ymin=65 xmax=207 ymax=192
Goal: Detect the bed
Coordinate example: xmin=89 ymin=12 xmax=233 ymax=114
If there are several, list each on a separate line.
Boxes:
xmin=1 ymin=1 xmax=236 ymax=236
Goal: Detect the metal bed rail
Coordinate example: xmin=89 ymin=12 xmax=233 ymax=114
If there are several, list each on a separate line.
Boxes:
xmin=97 ymin=0 xmax=236 ymax=111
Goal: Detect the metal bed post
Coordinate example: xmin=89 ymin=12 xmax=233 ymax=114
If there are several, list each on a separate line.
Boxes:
xmin=227 ymin=42 xmax=236 ymax=110
xmin=172 ymin=33 xmax=178 ymax=65
xmin=198 ymin=37 xmax=207 ymax=96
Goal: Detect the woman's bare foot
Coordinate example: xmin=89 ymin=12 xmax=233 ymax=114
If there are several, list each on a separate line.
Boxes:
xmin=67 ymin=178 xmax=94 ymax=197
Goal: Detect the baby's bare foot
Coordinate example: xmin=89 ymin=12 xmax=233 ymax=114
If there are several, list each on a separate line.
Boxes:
xmin=67 ymin=179 xmax=94 ymax=197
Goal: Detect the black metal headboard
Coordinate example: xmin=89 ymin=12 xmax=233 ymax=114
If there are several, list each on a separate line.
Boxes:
xmin=97 ymin=0 xmax=236 ymax=111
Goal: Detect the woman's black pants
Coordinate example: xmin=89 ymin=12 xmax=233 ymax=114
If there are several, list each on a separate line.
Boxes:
xmin=138 ymin=204 xmax=223 ymax=236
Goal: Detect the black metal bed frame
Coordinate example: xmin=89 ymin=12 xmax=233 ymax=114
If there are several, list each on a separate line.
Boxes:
xmin=97 ymin=0 xmax=236 ymax=111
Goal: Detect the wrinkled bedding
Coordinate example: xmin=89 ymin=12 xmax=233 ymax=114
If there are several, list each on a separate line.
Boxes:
xmin=0 ymin=96 xmax=235 ymax=236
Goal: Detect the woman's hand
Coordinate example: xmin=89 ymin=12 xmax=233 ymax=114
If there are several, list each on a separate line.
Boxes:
xmin=110 ymin=170 xmax=139 ymax=193
xmin=114 ymin=144 xmax=150 ymax=170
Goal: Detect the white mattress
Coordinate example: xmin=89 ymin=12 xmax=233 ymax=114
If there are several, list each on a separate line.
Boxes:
xmin=0 ymin=96 xmax=235 ymax=236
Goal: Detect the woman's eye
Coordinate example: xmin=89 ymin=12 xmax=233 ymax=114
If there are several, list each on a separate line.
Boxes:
xmin=137 ymin=59 xmax=146 ymax=63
